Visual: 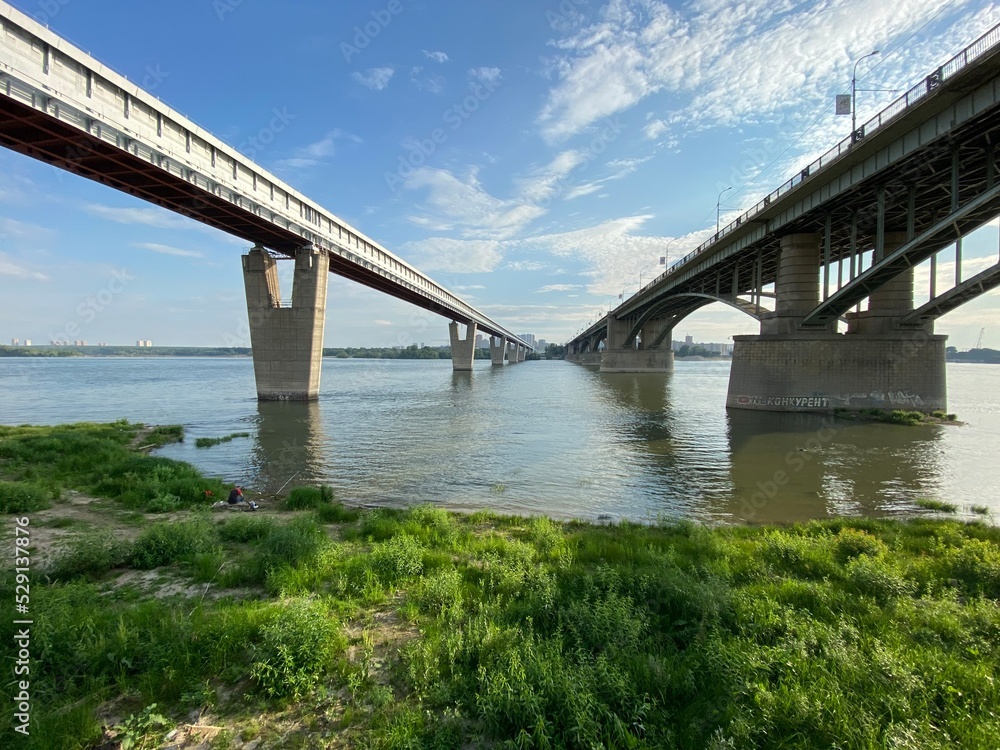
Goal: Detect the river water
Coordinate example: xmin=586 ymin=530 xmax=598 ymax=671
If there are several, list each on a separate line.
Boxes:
xmin=0 ymin=356 xmax=996 ymax=524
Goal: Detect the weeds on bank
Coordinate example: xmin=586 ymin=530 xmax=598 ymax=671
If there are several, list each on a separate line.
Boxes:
xmin=3 ymin=424 xmax=1000 ymax=748
xmin=194 ymin=432 xmax=250 ymax=448
xmin=0 ymin=421 xmax=230 ymax=513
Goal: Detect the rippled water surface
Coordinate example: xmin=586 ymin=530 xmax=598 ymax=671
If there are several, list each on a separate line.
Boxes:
xmin=1 ymin=356 xmax=997 ymax=523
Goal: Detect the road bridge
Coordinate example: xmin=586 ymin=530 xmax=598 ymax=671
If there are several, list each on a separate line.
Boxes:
xmin=566 ymin=21 xmax=1000 ymax=412
xmin=0 ymin=2 xmax=532 ymax=400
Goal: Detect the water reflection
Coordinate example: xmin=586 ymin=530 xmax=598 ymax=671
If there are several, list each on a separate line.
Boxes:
xmin=722 ymin=410 xmax=945 ymax=523
xmin=249 ymin=400 xmax=327 ymax=494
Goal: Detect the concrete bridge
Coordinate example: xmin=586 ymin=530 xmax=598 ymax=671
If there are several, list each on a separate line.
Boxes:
xmin=567 ymin=21 xmax=1000 ymax=413
xmin=0 ymin=2 xmax=532 ymax=400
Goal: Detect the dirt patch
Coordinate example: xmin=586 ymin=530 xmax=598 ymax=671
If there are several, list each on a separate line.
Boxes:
xmin=12 ymin=491 xmax=142 ymax=570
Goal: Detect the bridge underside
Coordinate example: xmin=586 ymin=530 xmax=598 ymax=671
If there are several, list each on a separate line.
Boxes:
xmin=0 ymin=93 xmax=488 ymax=328
xmin=566 ymin=37 xmax=1000 ymax=407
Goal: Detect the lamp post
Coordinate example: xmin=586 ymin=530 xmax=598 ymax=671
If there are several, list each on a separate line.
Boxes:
xmin=638 ymin=256 xmax=667 ymax=288
xmin=852 ymin=50 xmax=880 ymax=140
xmin=716 ymin=186 xmax=732 ymax=237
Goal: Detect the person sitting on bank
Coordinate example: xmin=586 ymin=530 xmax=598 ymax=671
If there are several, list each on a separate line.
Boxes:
xmin=228 ymin=486 xmax=244 ymax=504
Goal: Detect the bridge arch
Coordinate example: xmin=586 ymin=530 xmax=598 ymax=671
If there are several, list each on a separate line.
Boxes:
xmin=622 ymin=293 xmax=771 ymax=347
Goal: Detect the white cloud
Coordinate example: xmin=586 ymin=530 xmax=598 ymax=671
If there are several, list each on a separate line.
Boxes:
xmin=0 ymin=251 xmax=49 ymax=281
xmin=536 ymin=0 xmax=987 ymax=145
xmin=373 ymin=319 xmax=393 ymax=326
xmin=517 ymin=150 xmax=586 ymax=203
xmin=423 ymin=50 xmax=449 ymax=63
xmin=275 ymin=130 xmax=361 ymax=170
xmin=537 ymin=284 xmax=583 ymax=293
xmin=84 ymin=204 xmax=191 ymax=230
xmin=402 ymin=237 xmax=504 ymax=273
xmin=404 ymin=167 xmax=544 ymax=240
xmin=469 ymin=67 xmax=502 ymax=86
xmin=353 ymin=67 xmax=395 ymax=91
xmin=134 ymin=242 xmax=203 ymax=259
xmin=506 ymin=260 xmax=548 ymax=272
xmin=522 ymin=214 xmax=699 ymax=296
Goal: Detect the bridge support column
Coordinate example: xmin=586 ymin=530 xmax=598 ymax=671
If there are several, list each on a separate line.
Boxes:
xmin=517 ymin=345 xmax=526 ymax=362
xmin=729 ymin=232 xmax=945 ymax=412
xmin=490 ymin=336 xmax=507 ymax=365
xmin=727 ymin=334 xmax=947 ymax=412
xmin=507 ymin=341 xmax=520 ymax=364
xmin=449 ymin=321 xmax=477 ymax=372
xmin=243 ymin=245 xmax=329 ymax=401
xmin=600 ymin=315 xmax=673 ymax=372
xmin=762 ymin=233 xmax=835 ymax=335
xmin=846 ymin=233 xmax=922 ymax=334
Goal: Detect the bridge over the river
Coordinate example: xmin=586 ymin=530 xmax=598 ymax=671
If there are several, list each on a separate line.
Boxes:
xmin=566 ymin=21 xmax=1000 ymax=413
xmin=0 ymin=2 xmax=531 ymax=400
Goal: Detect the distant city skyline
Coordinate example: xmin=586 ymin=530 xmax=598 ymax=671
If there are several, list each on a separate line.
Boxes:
xmin=1 ymin=1 xmax=998 ymax=351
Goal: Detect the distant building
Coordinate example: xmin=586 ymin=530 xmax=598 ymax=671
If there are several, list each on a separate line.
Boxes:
xmin=519 ymin=334 xmax=537 ymax=347
xmin=684 ymin=335 xmax=693 ymax=345
xmin=136 ymin=340 xmax=153 ymax=348
xmin=475 ymin=334 xmax=488 ymax=349
xmin=74 ymin=340 xmax=86 ymax=346
xmin=10 ymin=338 xmax=18 ymax=346
xmin=537 ymin=339 xmax=548 ymax=350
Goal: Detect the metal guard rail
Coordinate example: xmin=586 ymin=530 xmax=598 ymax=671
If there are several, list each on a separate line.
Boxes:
xmin=649 ymin=21 xmax=1000 ymax=288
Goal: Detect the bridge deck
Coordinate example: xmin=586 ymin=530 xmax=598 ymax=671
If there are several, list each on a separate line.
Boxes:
xmin=0 ymin=2 xmax=529 ymax=346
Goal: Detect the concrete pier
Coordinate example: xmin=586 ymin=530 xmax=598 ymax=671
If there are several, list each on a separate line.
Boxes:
xmin=490 ymin=335 xmax=507 ymax=366
xmin=243 ymin=246 xmax=329 ymax=401
xmin=600 ymin=313 xmax=672 ymax=372
xmin=728 ymin=231 xmax=946 ymax=412
xmin=847 ymin=233 xmax=917 ymax=335
xmin=449 ymin=321 xmax=477 ymax=372
xmin=727 ymin=334 xmax=947 ymax=412
xmin=601 ymin=348 xmax=674 ymax=373
xmin=507 ymin=341 xmax=520 ymax=364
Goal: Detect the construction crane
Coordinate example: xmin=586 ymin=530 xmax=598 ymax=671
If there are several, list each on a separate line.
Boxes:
xmin=975 ymin=327 xmax=985 ymax=350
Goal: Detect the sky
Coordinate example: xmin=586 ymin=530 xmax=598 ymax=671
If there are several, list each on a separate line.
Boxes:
xmin=1 ymin=0 xmax=999 ymax=350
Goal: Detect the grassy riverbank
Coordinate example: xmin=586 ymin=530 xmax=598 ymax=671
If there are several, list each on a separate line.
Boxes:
xmin=2 ymin=423 xmax=999 ymax=749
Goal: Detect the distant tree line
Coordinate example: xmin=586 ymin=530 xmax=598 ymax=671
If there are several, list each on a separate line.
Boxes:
xmin=946 ymin=347 xmax=1000 ymax=364
xmin=324 ymin=345 xmax=493 ymax=360
xmin=0 ymin=345 xmax=251 ymax=358
xmin=674 ymin=345 xmax=724 ymax=358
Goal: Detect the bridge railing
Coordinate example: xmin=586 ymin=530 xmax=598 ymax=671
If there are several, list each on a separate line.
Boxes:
xmin=644 ymin=21 xmax=1000 ymax=292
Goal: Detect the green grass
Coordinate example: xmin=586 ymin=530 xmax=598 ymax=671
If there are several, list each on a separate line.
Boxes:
xmin=0 ymin=480 xmax=50 ymax=513
xmin=972 ymin=505 xmax=991 ymax=515
xmin=916 ymin=498 xmax=959 ymax=513
xmin=2 ymin=424 xmax=999 ymax=749
xmin=194 ymin=432 xmax=251 ymax=448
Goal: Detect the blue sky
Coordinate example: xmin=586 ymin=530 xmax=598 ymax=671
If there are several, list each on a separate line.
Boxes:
xmin=1 ymin=0 xmax=998 ymax=349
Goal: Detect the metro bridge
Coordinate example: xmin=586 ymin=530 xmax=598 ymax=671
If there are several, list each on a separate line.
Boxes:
xmin=566 ymin=21 xmax=1000 ymax=413
xmin=0 ymin=2 xmax=531 ymax=401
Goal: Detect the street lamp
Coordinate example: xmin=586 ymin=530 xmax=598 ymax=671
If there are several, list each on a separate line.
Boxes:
xmin=716 ymin=186 xmax=732 ymax=237
xmin=852 ymin=50 xmax=880 ymax=140
xmin=638 ymin=256 xmax=667 ymax=288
